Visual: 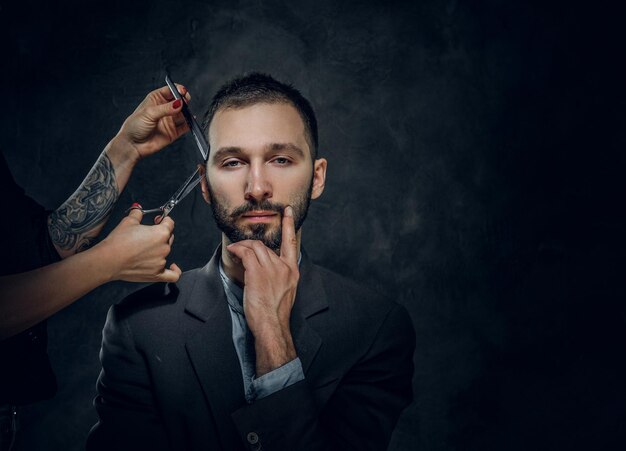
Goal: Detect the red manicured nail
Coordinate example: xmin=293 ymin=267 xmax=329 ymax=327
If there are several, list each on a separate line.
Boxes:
xmin=131 ymin=202 xmax=142 ymax=209
xmin=172 ymin=99 xmax=182 ymax=109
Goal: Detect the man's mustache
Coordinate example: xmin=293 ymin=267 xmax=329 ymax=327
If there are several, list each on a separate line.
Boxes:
xmin=230 ymin=200 xmax=285 ymax=219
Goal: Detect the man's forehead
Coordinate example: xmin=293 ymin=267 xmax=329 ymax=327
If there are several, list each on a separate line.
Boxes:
xmin=207 ymin=102 xmax=310 ymax=156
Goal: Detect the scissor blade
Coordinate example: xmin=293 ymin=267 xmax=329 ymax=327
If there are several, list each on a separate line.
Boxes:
xmin=160 ymin=167 xmax=203 ymax=219
xmin=177 ymin=172 xmax=202 ymax=202
xmin=165 ymin=74 xmax=209 ymax=161
xmin=173 ymin=167 xmax=202 ymax=202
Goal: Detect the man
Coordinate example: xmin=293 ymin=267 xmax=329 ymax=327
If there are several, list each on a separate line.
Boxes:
xmin=87 ymin=73 xmax=415 ymax=451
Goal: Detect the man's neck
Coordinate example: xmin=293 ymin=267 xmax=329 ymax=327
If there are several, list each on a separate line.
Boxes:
xmin=220 ymin=231 xmax=302 ymax=287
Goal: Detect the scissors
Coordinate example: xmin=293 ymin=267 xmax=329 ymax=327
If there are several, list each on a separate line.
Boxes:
xmin=130 ymin=75 xmax=209 ymax=221
xmin=134 ymin=167 xmax=203 ymax=220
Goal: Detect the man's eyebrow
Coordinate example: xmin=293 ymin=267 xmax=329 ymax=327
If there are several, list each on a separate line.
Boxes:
xmin=267 ymin=143 xmax=306 ymax=158
xmin=212 ymin=147 xmax=243 ymax=162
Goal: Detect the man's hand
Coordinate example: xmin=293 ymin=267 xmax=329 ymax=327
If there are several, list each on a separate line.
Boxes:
xmin=109 ymin=84 xmax=192 ymax=165
xmin=97 ymin=207 xmax=182 ymax=283
xmin=227 ymin=206 xmax=300 ymax=376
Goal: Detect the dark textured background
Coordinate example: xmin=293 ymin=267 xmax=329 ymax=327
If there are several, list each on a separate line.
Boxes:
xmin=2 ymin=0 xmax=625 ymax=449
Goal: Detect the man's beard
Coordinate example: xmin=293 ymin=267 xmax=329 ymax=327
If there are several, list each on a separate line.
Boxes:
xmin=206 ymin=179 xmax=312 ymax=252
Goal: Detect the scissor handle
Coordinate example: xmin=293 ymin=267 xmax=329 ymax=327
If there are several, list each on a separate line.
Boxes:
xmin=129 ymin=207 xmax=163 ymax=215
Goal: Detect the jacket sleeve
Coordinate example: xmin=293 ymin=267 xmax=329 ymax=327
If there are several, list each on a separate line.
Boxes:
xmin=230 ymin=303 xmax=416 ymax=451
xmin=86 ymin=305 xmax=171 ymax=451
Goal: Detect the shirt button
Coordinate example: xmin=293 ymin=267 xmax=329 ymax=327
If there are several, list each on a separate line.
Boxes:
xmin=247 ymin=432 xmax=259 ymax=444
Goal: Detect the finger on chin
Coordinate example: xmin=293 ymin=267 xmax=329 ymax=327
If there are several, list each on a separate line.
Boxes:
xmin=228 ymin=240 xmax=265 ymax=250
xmin=226 ymin=242 xmax=242 ymax=255
xmin=280 ymin=206 xmax=297 ymax=261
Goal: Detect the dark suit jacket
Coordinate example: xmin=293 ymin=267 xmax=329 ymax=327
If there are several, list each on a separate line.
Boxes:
xmin=87 ymin=248 xmax=415 ymax=451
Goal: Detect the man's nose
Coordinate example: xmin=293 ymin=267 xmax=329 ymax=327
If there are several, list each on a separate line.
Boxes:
xmin=244 ymin=166 xmax=272 ymax=202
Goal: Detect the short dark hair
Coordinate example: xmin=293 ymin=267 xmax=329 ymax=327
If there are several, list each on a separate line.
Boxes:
xmin=202 ymin=72 xmax=319 ymax=159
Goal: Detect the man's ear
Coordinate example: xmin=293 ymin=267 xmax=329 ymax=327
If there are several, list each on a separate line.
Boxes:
xmin=198 ymin=164 xmax=211 ymax=204
xmin=311 ymin=158 xmax=327 ymax=200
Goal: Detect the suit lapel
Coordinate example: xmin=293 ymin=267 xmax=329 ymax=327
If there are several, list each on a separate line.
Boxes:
xmin=182 ymin=247 xmax=329 ymax=448
xmin=184 ymin=249 xmax=245 ymax=450
xmin=290 ymin=251 xmax=328 ymax=375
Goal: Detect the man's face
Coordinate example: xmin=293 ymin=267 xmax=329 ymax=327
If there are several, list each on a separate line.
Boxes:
xmin=202 ymin=102 xmax=325 ymax=252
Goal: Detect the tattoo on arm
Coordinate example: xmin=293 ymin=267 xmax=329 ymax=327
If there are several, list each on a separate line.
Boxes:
xmin=48 ymin=153 xmax=119 ymax=253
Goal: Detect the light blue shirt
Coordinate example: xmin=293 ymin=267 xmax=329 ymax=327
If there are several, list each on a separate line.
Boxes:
xmin=218 ymin=259 xmax=304 ymax=403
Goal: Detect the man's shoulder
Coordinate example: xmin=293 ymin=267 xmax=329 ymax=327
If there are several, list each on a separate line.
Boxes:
xmin=313 ymin=263 xmax=377 ymax=294
xmin=306 ymin=261 xmax=415 ymax=358
xmin=111 ymin=266 xmax=207 ymax=323
xmin=309 ymin=262 xmax=403 ymax=321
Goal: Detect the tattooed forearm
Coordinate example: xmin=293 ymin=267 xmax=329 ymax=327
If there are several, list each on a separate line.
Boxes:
xmin=48 ymin=153 xmax=119 ymax=253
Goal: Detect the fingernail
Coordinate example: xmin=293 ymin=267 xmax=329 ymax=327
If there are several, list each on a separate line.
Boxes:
xmin=172 ymin=99 xmax=182 ymax=109
xmin=285 ymin=206 xmax=293 ymax=217
xmin=131 ymin=202 xmax=142 ymax=209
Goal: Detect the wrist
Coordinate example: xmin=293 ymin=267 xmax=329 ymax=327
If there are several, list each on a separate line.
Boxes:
xmin=89 ymin=239 xmax=119 ymax=283
xmin=249 ymin=315 xmax=290 ymax=345
xmin=105 ymin=135 xmax=141 ymax=169
xmin=254 ymin=324 xmax=296 ymax=376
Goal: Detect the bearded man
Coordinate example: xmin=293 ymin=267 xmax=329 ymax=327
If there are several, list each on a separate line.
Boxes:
xmin=87 ymin=73 xmax=415 ymax=451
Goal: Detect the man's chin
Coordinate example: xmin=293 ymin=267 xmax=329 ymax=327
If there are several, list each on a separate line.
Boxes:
xmin=228 ymin=224 xmax=282 ymax=252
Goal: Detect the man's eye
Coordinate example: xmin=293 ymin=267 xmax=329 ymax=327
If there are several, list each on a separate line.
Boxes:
xmin=223 ymin=160 xmax=242 ymax=167
xmin=273 ymin=157 xmax=291 ymax=165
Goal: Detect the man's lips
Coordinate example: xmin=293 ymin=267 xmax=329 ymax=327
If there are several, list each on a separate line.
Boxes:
xmin=240 ymin=211 xmax=279 ymax=223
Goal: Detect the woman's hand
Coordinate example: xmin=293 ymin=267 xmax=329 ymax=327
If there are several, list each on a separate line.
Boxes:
xmin=97 ymin=207 xmax=181 ymax=283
